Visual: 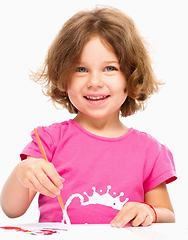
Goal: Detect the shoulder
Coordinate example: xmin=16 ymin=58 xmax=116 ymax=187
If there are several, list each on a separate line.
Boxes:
xmin=41 ymin=120 xmax=69 ymax=134
xmin=131 ymin=130 xmax=177 ymax=191
xmin=131 ymin=128 xmax=174 ymax=164
xmin=131 ymin=128 xmax=162 ymax=150
xmin=32 ymin=120 xmax=75 ymax=146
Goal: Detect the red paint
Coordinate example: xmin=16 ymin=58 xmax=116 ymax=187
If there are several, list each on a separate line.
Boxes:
xmin=35 ymin=229 xmax=57 ymax=235
xmin=0 ymin=226 xmax=30 ymax=232
xmin=0 ymin=226 xmax=57 ymax=235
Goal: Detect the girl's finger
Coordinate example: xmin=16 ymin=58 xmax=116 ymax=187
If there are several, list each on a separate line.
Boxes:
xmin=34 ymin=170 xmax=61 ymax=197
xmin=131 ymin=212 xmax=147 ymax=227
xmin=140 ymin=214 xmax=153 ymax=226
xmin=42 ymin=162 xmax=64 ymax=190
xmin=111 ymin=204 xmax=136 ymax=227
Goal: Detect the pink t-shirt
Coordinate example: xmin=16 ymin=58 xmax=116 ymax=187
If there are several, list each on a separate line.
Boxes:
xmin=20 ymin=120 xmax=177 ymax=224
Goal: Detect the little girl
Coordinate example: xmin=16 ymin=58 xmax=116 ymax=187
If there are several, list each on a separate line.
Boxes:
xmin=1 ymin=6 xmax=177 ymax=228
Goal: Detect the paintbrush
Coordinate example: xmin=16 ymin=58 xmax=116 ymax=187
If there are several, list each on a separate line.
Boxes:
xmin=34 ymin=128 xmax=71 ymax=228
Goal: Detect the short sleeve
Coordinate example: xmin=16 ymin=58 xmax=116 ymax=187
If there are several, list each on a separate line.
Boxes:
xmin=20 ymin=123 xmax=60 ymax=162
xmin=143 ymin=143 xmax=177 ymax=193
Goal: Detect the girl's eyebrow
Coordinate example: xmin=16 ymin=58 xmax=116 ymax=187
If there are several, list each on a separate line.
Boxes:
xmin=104 ymin=61 xmax=119 ymax=64
xmin=77 ymin=60 xmax=119 ymax=65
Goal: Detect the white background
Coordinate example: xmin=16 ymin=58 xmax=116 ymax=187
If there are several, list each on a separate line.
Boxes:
xmin=0 ymin=0 xmax=187 ymax=225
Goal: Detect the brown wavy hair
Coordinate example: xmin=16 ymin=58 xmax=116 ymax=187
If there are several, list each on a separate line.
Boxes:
xmin=31 ymin=6 xmax=162 ymax=117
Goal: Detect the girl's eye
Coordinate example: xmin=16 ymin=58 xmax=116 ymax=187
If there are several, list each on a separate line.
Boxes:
xmin=104 ymin=66 xmax=117 ymax=72
xmin=76 ymin=67 xmax=87 ymax=73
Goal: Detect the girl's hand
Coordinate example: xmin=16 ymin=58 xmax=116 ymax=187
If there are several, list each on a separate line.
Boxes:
xmin=110 ymin=202 xmax=155 ymax=228
xmin=16 ymin=157 xmax=64 ymax=198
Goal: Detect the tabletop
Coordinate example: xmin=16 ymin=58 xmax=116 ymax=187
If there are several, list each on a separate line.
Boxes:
xmin=0 ymin=223 xmax=188 ymax=239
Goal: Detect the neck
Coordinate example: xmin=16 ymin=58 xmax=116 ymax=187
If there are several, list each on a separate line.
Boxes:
xmin=73 ymin=112 xmax=129 ymax=138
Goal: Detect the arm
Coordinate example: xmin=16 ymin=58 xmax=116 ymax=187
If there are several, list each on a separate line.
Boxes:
xmin=0 ymin=164 xmax=37 ymax=218
xmin=144 ymin=181 xmax=175 ymax=223
xmin=0 ymin=156 xmax=64 ymax=218
xmin=110 ymin=182 xmax=175 ymax=227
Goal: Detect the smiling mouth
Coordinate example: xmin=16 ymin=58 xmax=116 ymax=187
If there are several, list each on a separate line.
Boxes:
xmin=84 ymin=95 xmax=110 ymax=101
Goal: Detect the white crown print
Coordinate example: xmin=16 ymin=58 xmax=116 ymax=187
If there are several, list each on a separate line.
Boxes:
xmin=65 ymin=185 xmax=129 ymax=211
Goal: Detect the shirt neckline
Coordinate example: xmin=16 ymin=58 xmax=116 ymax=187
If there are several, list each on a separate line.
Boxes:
xmin=69 ymin=119 xmax=134 ymax=142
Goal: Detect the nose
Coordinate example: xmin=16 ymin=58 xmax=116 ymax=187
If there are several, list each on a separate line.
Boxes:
xmin=87 ymin=72 xmax=104 ymax=89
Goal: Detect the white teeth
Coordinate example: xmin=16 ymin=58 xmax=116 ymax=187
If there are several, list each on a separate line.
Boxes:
xmin=86 ymin=96 xmax=107 ymax=100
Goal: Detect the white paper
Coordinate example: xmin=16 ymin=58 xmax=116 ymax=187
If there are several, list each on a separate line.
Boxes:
xmin=0 ymin=223 xmax=144 ymax=239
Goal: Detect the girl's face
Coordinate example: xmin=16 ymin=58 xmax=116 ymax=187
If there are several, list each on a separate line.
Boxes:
xmin=67 ymin=36 xmax=127 ymax=120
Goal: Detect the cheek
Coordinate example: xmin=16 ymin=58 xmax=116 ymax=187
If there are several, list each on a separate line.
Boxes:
xmin=115 ymin=78 xmax=128 ymax=103
xmin=67 ymin=84 xmax=84 ymax=111
xmin=120 ymin=92 xmax=128 ymax=105
xmin=67 ymin=88 xmax=77 ymax=104
xmin=116 ymin=77 xmax=127 ymax=95
xmin=67 ymin=79 xmax=79 ymax=97
xmin=117 ymin=73 xmax=127 ymax=89
xmin=67 ymin=92 xmax=78 ymax=110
